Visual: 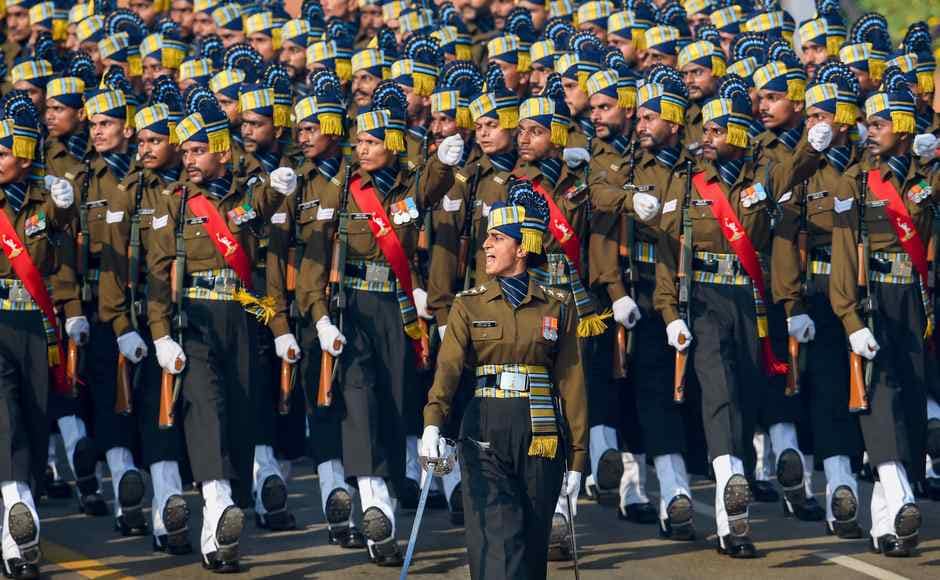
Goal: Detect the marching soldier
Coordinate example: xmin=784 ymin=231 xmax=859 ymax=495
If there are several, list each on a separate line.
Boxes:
xmin=147 ymin=86 xmax=296 ymax=572
xmin=422 ymin=179 xmax=587 ymax=580
xmin=829 ymin=67 xmax=938 ymax=556
xmin=677 ymin=34 xmax=725 ymax=149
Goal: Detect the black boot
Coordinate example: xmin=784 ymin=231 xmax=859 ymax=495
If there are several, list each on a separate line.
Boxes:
xmin=658 ymin=494 xmax=695 ymax=541
xmin=547 ymin=513 xmax=572 ymax=561
xmin=256 ymin=475 xmax=296 ymax=531
xmin=115 ymin=470 xmax=148 ymax=536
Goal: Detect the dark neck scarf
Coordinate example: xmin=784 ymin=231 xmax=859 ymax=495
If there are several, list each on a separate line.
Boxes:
xmin=232 ymin=132 xmax=244 ymax=148
xmin=773 ymin=122 xmax=803 ymax=151
xmin=103 ymin=150 xmax=132 ymax=182
xmin=715 ymin=155 xmax=747 ymax=187
xmin=498 ymin=271 xmax=529 ymax=309
xmin=408 ymin=125 xmax=428 ymax=142
xmin=314 ymin=154 xmax=342 ymax=182
xmin=371 ymin=163 xmax=400 ymax=196
xmin=654 ymin=145 xmax=681 ymax=169
xmin=916 ymin=111 xmax=931 ymax=134
xmin=3 ymin=182 xmax=27 ymax=214
xmin=156 ymin=165 xmax=181 ymax=184
xmin=886 ymin=154 xmax=911 ymax=183
xmin=66 ymin=132 xmax=88 ymax=161
xmin=206 ymin=172 xmax=233 ymax=199
xmin=748 ymin=118 xmax=765 ymax=139
xmin=606 ymin=132 xmax=631 ymax=156
xmin=489 ymin=150 xmax=518 ymax=173
xmin=536 ymin=157 xmax=563 ymax=189
xmin=577 ymin=116 xmax=595 ymax=139
xmin=254 ymin=148 xmax=280 ymax=175
xmin=825 ymin=145 xmax=852 ymax=174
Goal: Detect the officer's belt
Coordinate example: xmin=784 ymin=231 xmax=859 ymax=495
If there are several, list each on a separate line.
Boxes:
xmin=345 ymin=262 xmax=396 ymax=283
xmin=809 ymin=245 xmax=832 ymax=276
xmin=691 ymin=251 xmax=767 ymax=286
xmin=868 ymin=251 xmax=915 ymax=284
xmin=184 ymin=268 xmax=242 ymax=300
xmin=633 ymin=241 xmax=656 ymax=265
xmin=474 ymin=364 xmax=550 ymax=398
xmin=0 ymin=278 xmax=52 ymax=311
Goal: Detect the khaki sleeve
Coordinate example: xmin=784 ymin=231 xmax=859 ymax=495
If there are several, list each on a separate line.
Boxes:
xmin=588 ymin=209 xmax=627 ymax=303
xmin=49 ymin=220 xmax=83 ymax=319
xmin=555 ymin=294 xmax=588 ymax=473
xmin=415 ymin=156 xmax=455 ymax=209
xmin=771 ymin=138 xmax=823 ymax=194
xmin=298 ymin=192 xmax=337 ymax=323
xmin=146 ymin=194 xmax=177 ymax=340
xmin=829 ymin=186 xmax=865 ymax=336
xmin=654 ymin=185 xmax=682 ymax=324
xmin=427 ymin=178 xmax=468 ymax=326
xmin=771 ymin=188 xmax=807 ymax=317
xmin=587 ymin=166 xmax=629 ymax=213
xmin=424 ymin=296 xmax=470 ymax=428
xmin=97 ymin=208 xmax=133 ymax=338
xmin=266 ymin=196 xmax=292 ymax=338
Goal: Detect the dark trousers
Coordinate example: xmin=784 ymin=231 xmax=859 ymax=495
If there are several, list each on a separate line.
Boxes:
xmin=134 ymin=325 xmax=186 ymax=468
xmin=300 ymin=320 xmax=344 ymax=465
xmin=85 ymin=319 xmax=139 ymax=453
xmin=460 ymin=397 xmax=564 ymax=580
xmin=0 ymin=310 xmax=50 ymax=482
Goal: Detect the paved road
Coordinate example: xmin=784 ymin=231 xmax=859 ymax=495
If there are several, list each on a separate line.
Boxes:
xmin=37 ymin=458 xmax=940 ymax=579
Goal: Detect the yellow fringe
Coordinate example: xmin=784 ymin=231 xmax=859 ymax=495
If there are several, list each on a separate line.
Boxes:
xmin=385 ymin=128 xmax=406 ymax=152
xmin=786 ymin=79 xmax=805 ymax=103
xmin=521 ymin=229 xmax=543 ymax=254
xmin=168 ymin=122 xmax=178 ymax=144
xmin=404 ymin=320 xmax=425 ymax=340
xmin=456 ymin=45 xmax=472 ymax=61
xmin=551 ymin=122 xmax=568 ymax=147
xmin=336 ymin=59 xmax=352 ymax=82
xmin=498 ymin=107 xmax=519 ymax=129
xmin=576 ymin=310 xmax=611 ymax=337
xmin=891 ymin=110 xmax=915 ymax=134
xmin=528 ymin=435 xmax=558 ymax=459
xmin=274 ymin=104 xmax=291 ymax=128
xmin=712 ymin=56 xmax=726 ymax=77
xmin=925 ymin=316 xmax=934 ymax=341
xmin=126 ymin=105 xmax=136 ymax=129
xmin=633 ymin=29 xmax=646 ymax=51
xmin=234 ymin=288 xmax=276 ymax=325
xmin=870 ymin=60 xmax=886 ymax=84
xmin=413 ymin=72 xmax=436 ymax=97
xmin=918 ymin=72 xmax=934 ymax=95
xmin=208 ymin=130 xmax=231 ymax=153
xmin=163 ymin=49 xmax=185 ymax=71
xmin=320 ymin=113 xmax=343 ymax=136
xmin=517 ymin=52 xmax=531 ymax=73
xmin=618 ymin=87 xmax=635 ymax=109
xmin=456 ymin=106 xmax=473 ymax=129
xmin=53 ymin=20 xmax=67 ymax=42
xmin=367 ymin=36 xmax=378 ymax=48
xmin=826 ymin=35 xmax=842 ymax=58
xmin=756 ymin=314 xmax=768 ymax=338
xmin=48 ymin=344 xmax=61 ymax=366
xmin=272 ymin=29 xmax=282 ymax=51
xmin=577 ymin=71 xmax=589 ymax=94
xmin=382 ymin=68 xmax=391 ymax=80
xmin=660 ymin=100 xmax=685 ymax=125
xmin=12 ymin=136 xmax=36 ymax=160
xmin=834 ymin=102 xmax=858 ymax=126
xmin=727 ymin=124 xmax=749 ymax=148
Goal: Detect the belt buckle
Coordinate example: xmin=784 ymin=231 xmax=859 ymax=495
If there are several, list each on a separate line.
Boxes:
xmin=9 ymin=286 xmax=29 ymax=302
xmin=890 ymin=259 xmax=913 ymax=278
xmin=552 ymin=258 xmax=566 ymax=278
xmin=214 ymin=275 xmax=236 ymax=293
xmin=716 ymin=258 xmax=735 ymax=277
xmin=499 ymin=371 xmax=527 ymax=392
xmin=365 ymin=263 xmax=390 ymax=283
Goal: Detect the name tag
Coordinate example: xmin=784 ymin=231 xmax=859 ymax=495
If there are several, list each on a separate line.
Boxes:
xmin=317 ymin=207 xmax=335 ymax=220
xmin=153 ymin=215 xmax=169 ymax=229
xmin=662 ymin=199 xmax=677 ymax=214
xmin=299 ymin=200 xmax=319 ymax=211
xmin=186 ymin=216 xmax=208 ymax=225
xmin=867 ymin=200 xmax=888 ymax=208
xmin=471 ymin=321 xmax=497 ymax=327
xmin=84 ymin=199 xmax=108 ymax=209
xmin=493 ymin=175 xmax=506 ymax=185
xmin=140 ymin=208 xmax=155 ymax=216
xmin=807 ymin=191 xmax=828 ymax=202
xmin=106 ymin=210 xmax=124 ymax=224
xmin=691 ymin=199 xmax=713 ymax=207
xmin=270 ymin=212 xmax=287 ymax=224
xmin=350 ymin=212 xmax=371 ymax=221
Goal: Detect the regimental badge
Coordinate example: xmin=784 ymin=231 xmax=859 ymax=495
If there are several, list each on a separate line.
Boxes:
xmin=542 ymin=316 xmax=558 ymax=341
xmin=25 ymin=211 xmax=46 ymax=237
xmin=740 ymin=183 xmax=767 ymax=208
xmin=227 ymin=203 xmax=257 ymax=225
xmin=907 ymin=180 xmax=932 ymax=204
xmin=565 ymin=182 xmax=587 ymax=199
xmin=391 ymin=197 xmax=420 ymax=225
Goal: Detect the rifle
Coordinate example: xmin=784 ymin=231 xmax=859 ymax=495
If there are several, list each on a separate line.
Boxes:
xmin=457 ymin=163 xmax=482 ymax=290
xmin=613 ymin=135 xmax=639 ymax=379
xmin=849 ymin=173 xmax=873 ymax=413
xmin=77 ymin=157 xmax=92 ymax=303
xmin=159 ymin=185 xmax=189 ymax=429
xmin=280 ymin=173 xmax=306 ymax=415
xmin=66 ymin=338 xmax=80 ymax=398
xmin=318 ymin=164 xmax=352 ymax=408
xmin=673 ymin=159 xmax=694 ymax=404
xmin=415 ymin=130 xmax=433 ymax=368
xmin=115 ymin=170 xmax=147 ymax=416
xmin=785 ymin=182 xmax=808 ymax=398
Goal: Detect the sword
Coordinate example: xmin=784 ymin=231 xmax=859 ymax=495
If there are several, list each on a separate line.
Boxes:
xmin=400 ymin=440 xmax=456 ymax=580
xmin=563 ymin=461 xmax=581 ymax=580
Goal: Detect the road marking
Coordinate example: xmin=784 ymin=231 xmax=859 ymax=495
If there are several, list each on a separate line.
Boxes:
xmin=42 ymin=539 xmax=133 ymax=579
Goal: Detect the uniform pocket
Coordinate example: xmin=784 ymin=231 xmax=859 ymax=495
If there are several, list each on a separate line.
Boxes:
xmin=470 ymin=324 xmax=502 ymax=341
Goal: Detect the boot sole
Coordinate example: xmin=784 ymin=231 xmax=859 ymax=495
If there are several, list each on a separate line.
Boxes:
xmin=724 ymin=475 xmax=751 ymax=537
xmin=8 ymin=503 xmax=40 ymax=563
xmin=72 ymin=438 xmax=98 ymax=495
xmin=215 ymin=506 xmax=244 ymax=561
xmin=596 ymin=449 xmax=624 ymax=491
xmin=325 ymin=489 xmax=352 ymax=525
xmin=362 ymin=507 xmax=392 ymax=542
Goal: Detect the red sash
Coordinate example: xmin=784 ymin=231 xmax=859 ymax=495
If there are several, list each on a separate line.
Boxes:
xmin=186 ymin=193 xmax=254 ymax=290
xmin=866 ymin=169 xmax=930 ymax=288
xmin=692 ymin=171 xmax=788 ymax=376
xmin=531 ymin=177 xmax=583 ymax=275
xmin=0 ymin=208 xmax=68 ymax=393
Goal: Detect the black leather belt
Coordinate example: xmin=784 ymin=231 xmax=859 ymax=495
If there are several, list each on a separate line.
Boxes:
xmin=185 ymin=275 xmax=241 ymax=292
xmin=809 ymin=246 xmax=832 ymax=263
xmin=344 ymin=263 xmax=395 ymax=282
xmin=692 ymin=256 xmax=742 ymax=276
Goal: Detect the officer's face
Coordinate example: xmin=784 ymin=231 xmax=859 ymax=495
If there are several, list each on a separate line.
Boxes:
xmin=800 ymin=43 xmax=828 ymax=80
xmin=561 ymin=77 xmax=589 ymax=117
xmin=129 ymin=0 xmax=158 ymax=26
xmin=279 ymin=41 xmax=307 ymax=79
xmin=849 ymin=66 xmax=876 ymax=96
xmin=240 ymin=111 xmax=280 ymax=153
xmin=66 ymin=24 xmax=80 ymax=51
xmin=137 ymin=129 xmax=178 ymax=170
xmin=89 ymin=115 xmax=133 ymax=155
xmin=142 ymin=58 xmax=175 ymax=96
xmin=430 ymin=112 xmax=459 ymax=148
xmin=865 ymin=116 xmax=908 ymax=158
xmin=249 ymin=33 xmax=277 ymax=63
xmin=490 ymin=0 xmax=515 ymax=29
xmin=297 ymin=120 xmax=339 ymax=160
xmin=757 ymin=89 xmax=802 ymax=130
xmin=718 ymin=32 xmax=735 ymax=61
xmin=642 ymin=49 xmax=677 ymax=71
xmin=517 ymin=119 xmax=555 ymax=162
xmin=636 ymin=107 xmax=678 ymax=150
xmin=352 ymin=71 xmax=381 ymax=108
xmin=608 ymin=34 xmax=637 ymax=65
xmin=806 ymin=106 xmax=850 ymax=145
xmin=181 ymin=141 xmax=231 ymax=183
xmin=578 ymin=22 xmax=607 ymax=44
xmin=681 ymin=63 xmax=718 ymax=102
xmin=399 ymin=85 xmax=428 ymax=121
xmin=589 ymin=93 xmax=627 ymax=140
xmin=215 ymin=93 xmax=241 ymax=126
xmin=701 ymin=121 xmax=738 ymax=161
xmin=483 ymin=230 xmax=527 ymax=277
xmin=360 ymin=5 xmax=384 ymax=37
xmin=0 ymin=146 xmax=32 ymax=185
xmin=688 ymin=13 xmax=710 ymax=37
xmin=356 ymin=132 xmax=396 ymax=172
xmin=13 ymin=82 xmax=44 ymax=113
xmin=44 ymin=101 xmax=82 ymax=139
xmin=322 ymin=0 xmax=356 ymax=20
xmin=192 ymin=11 xmax=216 ymax=38
xmin=170 ymin=1 xmax=195 ymax=37
xmin=218 ymin=28 xmax=246 ymax=49
xmin=80 ymin=41 xmax=104 ymax=75
xmin=529 ymin=64 xmax=551 ymax=96
xmin=4 ymin=6 xmax=30 ymax=43
xmin=491 ymin=60 xmax=523 ymax=96
xmin=474 ymin=117 xmax=514 ymax=155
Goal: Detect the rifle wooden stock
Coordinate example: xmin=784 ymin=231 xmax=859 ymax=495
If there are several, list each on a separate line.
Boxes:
xmin=848 ymin=352 xmax=869 ymax=413
xmin=673 ymin=342 xmax=688 ymax=404
xmin=456 ymin=236 xmax=469 ymax=282
xmin=317 ymin=342 xmax=341 ymax=408
xmin=329 ymin=234 xmax=342 ymax=284
xmin=115 ymin=354 xmax=132 ymax=415
xmin=613 ymin=217 xmax=630 ymax=379
xmin=785 ymin=336 xmax=800 ymax=397
xmin=158 ymin=358 xmax=183 ymax=429
xmin=66 ymin=339 xmax=79 ymax=397
xmin=170 ymin=260 xmax=179 ymax=305
xmin=286 ymin=247 xmax=297 ymax=292
xmin=417 ymin=226 xmax=429 ymax=253
xmin=417 ymin=319 xmax=431 ymax=370
xmin=278 ymin=348 xmax=297 ymax=415
xmin=857 ymin=243 xmax=867 ymax=286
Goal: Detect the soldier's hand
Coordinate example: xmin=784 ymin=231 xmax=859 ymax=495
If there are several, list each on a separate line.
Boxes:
xmin=270 ymin=167 xmax=298 ymax=195
xmin=808 ymin=122 xmax=833 ymax=152
xmin=612 ymin=296 xmax=641 ymax=329
xmin=47 ymin=176 xmax=75 ymax=209
xmin=419 ymin=425 xmax=441 ymax=462
xmin=438 ymin=325 xmax=446 ymax=341
xmin=786 ymin=314 xmax=816 ymax=344
xmin=849 ymin=327 xmax=879 ymax=360
xmin=274 ymin=333 xmax=302 ymax=363
xmin=154 ymin=336 xmax=186 ymax=374
xmin=316 ymin=316 xmax=346 ymax=356
xmin=666 ymin=319 xmax=692 ymax=351
xmin=437 ymin=134 xmax=465 ymax=166
xmin=633 ymin=192 xmax=660 ymax=222
xmin=913 ymin=133 xmax=938 ymax=160
xmin=65 ymin=316 xmax=90 ymax=346
xmin=116 ymin=331 xmax=148 ymax=363
xmin=413 ymin=288 xmax=433 ymax=320
xmin=562 ymin=147 xmax=590 ymax=168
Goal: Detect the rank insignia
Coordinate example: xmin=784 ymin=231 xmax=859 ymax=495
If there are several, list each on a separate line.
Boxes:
xmin=227 ymin=203 xmax=256 ymax=225
xmin=907 ymin=181 xmax=931 ymax=204
xmin=25 ymin=212 xmax=46 ymax=236
xmin=542 ymin=316 xmax=558 ymax=341
xmin=740 ymin=183 xmax=767 ymax=208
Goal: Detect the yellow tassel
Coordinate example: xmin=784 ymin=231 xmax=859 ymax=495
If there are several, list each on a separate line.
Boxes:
xmin=272 ymin=29 xmax=282 ymax=51
xmin=456 ymin=45 xmax=472 ymax=61
xmin=834 ymin=102 xmax=858 ymax=126
xmin=129 ymin=55 xmax=142 ymax=77
xmin=208 ymin=130 xmax=230 ymax=153
xmin=633 ymin=30 xmax=646 ymax=51
xmin=234 ymin=288 xmax=276 ymax=325
xmin=163 ymin=49 xmax=185 ymax=70
xmin=404 ymin=320 xmax=424 ymax=340
xmin=918 ymin=72 xmax=934 ymax=95
xmin=497 ymin=107 xmax=519 ymax=129
xmin=527 ymin=435 xmax=558 ymax=459
xmin=660 ymin=100 xmax=685 ymax=125
xmin=925 ymin=316 xmax=934 ymax=340
xmin=756 ymin=315 xmax=768 ymax=338
xmin=891 ymin=110 xmax=915 ymax=134
xmin=12 ymin=136 xmax=35 ymax=160
xmin=385 ymin=128 xmax=405 ymax=152
xmin=336 ymin=59 xmax=352 ymax=82
xmin=870 ymin=60 xmax=886 ymax=84
xmin=382 ymin=67 xmax=392 ymax=80
xmin=126 ymin=105 xmax=136 ymax=129
xmin=617 ymin=87 xmax=635 ymax=109
xmin=48 ymin=344 xmax=60 ymax=366
xmin=786 ymin=79 xmax=805 ymax=103
xmin=168 ymin=122 xmax=178 ymax=144
xmin=783 ymin=31 xmax=793 ymax=44
xmin=826 ymin=35 xmax=842 ymax=58
xmin=577 ymin=71 xmax=589 ymax=94
xmin=53 ymin=20 xmax=67 ymax=42
xmin=576 ymin=310 xmax=611 ymax=337
xmin=274 ymin=104 xmax=291 ymax=128
xmin=712 ymin=56 xmax=726 ymax=77
xmin=726 ymin=124 xmax=749 ymax=148
xmin=320 ymin=112 xmax=343 ymax=136
xmin=520 ymin=228 xmax=543 ymax=254
xmin=413 ymin=72 xmax=436 ymax=97
xmin=551 ymin=122 xmax=568 ymax=147
xmin=367 ymin=36 xmax=378 ymax=48
xmin=456 ymin=106 xmax=472 ymax=129
xmin=517 ymin=52 xmax=531 ymax=73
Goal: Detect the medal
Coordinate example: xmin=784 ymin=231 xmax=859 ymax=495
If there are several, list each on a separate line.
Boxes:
xmin=24 ymin=211 xmax=45 ymax=237
xmin=541 ymin=316 xmax=558 ymax=341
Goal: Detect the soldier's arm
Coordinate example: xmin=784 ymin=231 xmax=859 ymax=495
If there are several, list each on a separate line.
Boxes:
xmin=415 ymin=155 xmax=456 ymax=209
xmin=146 ymin=194 xmax=177 ymax=340
xmin=829 ymin=179 xmax=865 ymax=335
xmin=427 ymin=178 xmax=468 ymax=326
xmin=49 ymin=224 xmax=83 ymax=319
xmin=770 ymin=137 xmax=824 ymax=194
xmin=297 ymin=199 xmax=335 ymax=323
xmin=424 ymin=296 xmax=471 ymax=428
xmin=771 ymin=188 xmax=807 ymax=317
xmin=97 ymin=205 xmax=134 ymax=338
xmin=266 ymin=196 xmax=292 ymax=337
xmin=554 ymin=293 xmax=588 ymax=473
xmin=587 ymin=166 xmax=629 ymax=213
xmin=588 ymin=208 xmax=627 ymax=303
xmin=653 ymin=186 xmax=682 ymax=324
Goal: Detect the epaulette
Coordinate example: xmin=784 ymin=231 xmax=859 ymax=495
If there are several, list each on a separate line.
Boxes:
xmin=539 ymin=284 xmax=568 ymax=302
xmin=457 ymin=284 xmax=486 ymax=297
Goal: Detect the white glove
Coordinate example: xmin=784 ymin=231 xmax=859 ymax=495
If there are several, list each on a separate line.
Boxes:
xmin=47 ymin=176 xmax=75 ymax=209
xmin=419 ymin=425 xmax=442 ymax=461
xmin=65 ymin=316 xmax=89 ymax=345
xmin=612 ymin=295 xmax=641 ymax=329
xmin=666 ymin=319 xmax=692 ymax=351
xmin=274 ymin=333 xmax=301 ymax=363
xmin=154 ymin=336 xmax=186 ymax=374
xmin=856 ymin=122 xmax=868 ymax=144
xmin=436 ymin=134 xmax=465 ymax=166
xmin=116 ymin=331 xmax=148 ymax=363
xmin=633 ymin=192 xmax=660 ymax=222
xmin=808 ymin=122 xmax=833 ymax=152
xmin=562 ymin=147 xmax=590 ymax=168
xmin=270 ymin=167 xmax=298 ymax=195
xmin=563 ymin=470 xmax=581 ymax=498
xmin=315 ymin=316 xmax=346 ymax=356
xmin=413 ymin=288 xmax=433 ymax=320
xmin=786 ymin=314 xmax=816 ymax=343
xmin=438 ymin=325 xmax=446 ymax=341
xmin=913 ymin=133 xmax=938 ymax=160
xmin=849 ymin=327 xmax=879 ymax=360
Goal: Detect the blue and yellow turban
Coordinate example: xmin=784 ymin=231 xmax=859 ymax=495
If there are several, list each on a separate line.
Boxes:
xmin=46 ymin=77 xmax=85 ymax=109
xmin=469 ymin=66 xmax=519 ymax=129
xmin=678 ymin=40 xmax=726 ymax=76
xmin=519 ymin=72 xmax=569 ymax=146
xmin=702 ymin=74 xmax=753 ymax=148
xmin=487 ymin=179 xmax=549 ymax=255
xmin=84 ymin=88 xmax=133 ymax=128
xmin=488 ymin=34 xmax=530 ymax=73
xmin=864 ymin=66 xmax=916 ymax=134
